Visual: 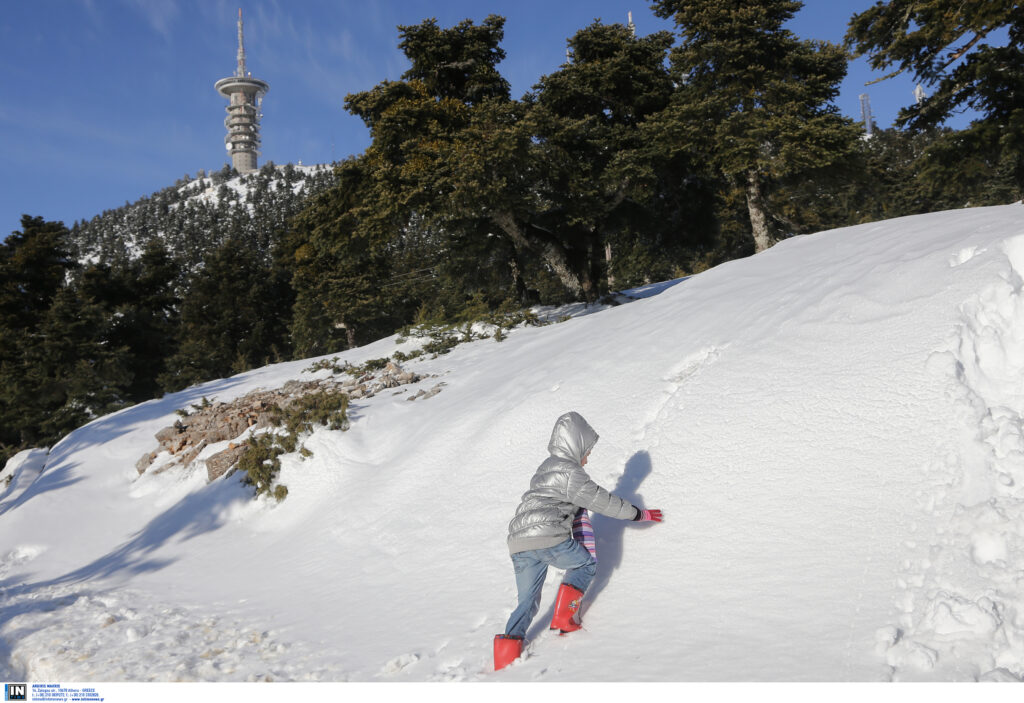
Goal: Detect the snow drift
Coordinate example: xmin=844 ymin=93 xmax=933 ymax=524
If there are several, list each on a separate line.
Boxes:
xmin=2 ymin=203 xmax=1023 ymax=682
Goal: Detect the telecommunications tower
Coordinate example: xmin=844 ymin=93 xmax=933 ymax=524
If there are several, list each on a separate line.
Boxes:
xmin=215 ymin=9 xmax=269 ymax=173
xmin=914 ymin=83 xmax=927 ymax=105
xmin=859 ymin=93 xmax=874 ymax=136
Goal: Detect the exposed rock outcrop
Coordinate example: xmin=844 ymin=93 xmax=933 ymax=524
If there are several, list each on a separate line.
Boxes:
xmin=136 ymin=362 xmax=437 ymax=481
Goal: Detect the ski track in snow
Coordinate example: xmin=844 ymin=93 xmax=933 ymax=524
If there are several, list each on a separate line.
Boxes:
xmin=880 ymin=233 xmax=1024 ymax=682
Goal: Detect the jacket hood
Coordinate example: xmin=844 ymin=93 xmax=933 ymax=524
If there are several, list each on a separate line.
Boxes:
xmin=547 ymin=412 xmax=599 ymax=464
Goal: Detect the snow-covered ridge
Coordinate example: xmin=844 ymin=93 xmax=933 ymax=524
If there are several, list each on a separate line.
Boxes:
xmin=174 ymin=163 xmax=333 ymax=210
xmin=880 ymin=234 xmax=1024 ymax=680
xmin=70 ymin=163 xmax=337 ymax=269
xmin=3 ymin=203 xmax=1024 ymax=682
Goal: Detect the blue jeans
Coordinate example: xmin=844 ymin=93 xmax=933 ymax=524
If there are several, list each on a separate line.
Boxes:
xmin=504 ymin=537 xmax=597 ymax=638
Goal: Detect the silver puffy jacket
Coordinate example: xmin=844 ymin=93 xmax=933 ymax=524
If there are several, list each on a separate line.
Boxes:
xmin=507 ymin=412 xmax=639 ymax=555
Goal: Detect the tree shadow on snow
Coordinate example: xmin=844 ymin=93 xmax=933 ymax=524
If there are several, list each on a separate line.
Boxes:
xmin=35 ymin=475 xmax=250 ymax=592
xmin=0 ymin=460 xmax=85 ymax=518
xmin=526 ymin=450 xmax=654 ymax=640
xmin=0 ymin=474 xmax=252 ymax=676
xmin=0 ymin=375 xmax=282 ymax=671
xmin=1 ymin=376 xmax=248 ymax=517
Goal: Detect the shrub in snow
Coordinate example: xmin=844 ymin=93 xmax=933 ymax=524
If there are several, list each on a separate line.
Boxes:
xmin=237 ymin=390 xmax=349 ymax=500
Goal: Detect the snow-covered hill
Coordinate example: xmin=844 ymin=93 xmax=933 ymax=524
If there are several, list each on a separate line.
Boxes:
xmin=70 ymin=163 xmax=336 ymax=268
xmin=175 ymin=163 xmax=332 ymax=210
xmin=2 ymin=203 xmax=1023 ymax=682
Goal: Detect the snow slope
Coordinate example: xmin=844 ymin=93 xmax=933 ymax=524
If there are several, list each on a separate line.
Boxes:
xmin=2 ymin=203 xmax=1024 ymax=682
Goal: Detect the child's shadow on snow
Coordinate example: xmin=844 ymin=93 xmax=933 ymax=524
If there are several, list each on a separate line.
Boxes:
xmin=527 ymin=450 xmax=653 ymax=639
xmin=587 ymin=450 xmax=653 ymax=605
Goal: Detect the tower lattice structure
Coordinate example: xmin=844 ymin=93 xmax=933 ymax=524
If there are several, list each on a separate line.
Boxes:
xmin=215 ymin=9 xmax=269 ymax=173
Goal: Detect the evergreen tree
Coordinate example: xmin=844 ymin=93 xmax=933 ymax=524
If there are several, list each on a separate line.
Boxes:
xmin=160 ymin=237 xmax=292 ymax=392
xmin=527 ymin=21 xmax=715 ymax=291
xmin=846 ymin=0 xmax=1024 ymax=196
xmin=0 ymin=216 xmax=72 ymax=334
xmin=66 ymin=166 xmax=338 ymax=273
xmin=21 ymin=286 xmax=133 ymax=445
xmin=651 ymin=0 xmax=862 ymax=252
xmin=284 ymin=158 xmax=404 ymax=355
xmin=77 ymin=240 xmax=182 ymax=401
xmin=344 ymin=16 xmax=605 ymax=303
xmin=0 ymin=217 xmax=133 ymax=459
xmin=912 ymin=127 xmax=1019 ymax=206
xmin=0 ymin=217 xmax=76 ymax=457
xmin=398 ymin=15 xmax=511 ymax=104
xmin=338 ymin=16 xmax=716 ymax=304
xmin=0 ymin=167 xmax=337 ymax=458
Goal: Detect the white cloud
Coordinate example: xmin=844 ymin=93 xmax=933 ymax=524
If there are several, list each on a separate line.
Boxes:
xmin=120 ymin=0 xmax=182 ymax=39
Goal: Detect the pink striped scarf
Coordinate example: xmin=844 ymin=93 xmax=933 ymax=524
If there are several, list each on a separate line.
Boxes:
xmin=572 ymin=508 xmax=597 ymax=563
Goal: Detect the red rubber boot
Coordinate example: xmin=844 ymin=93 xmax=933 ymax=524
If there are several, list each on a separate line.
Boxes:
xmin=549 ymin=583 xmax=584 ymax=633
xmin=493 ymin=634 xmax=523 ymax=671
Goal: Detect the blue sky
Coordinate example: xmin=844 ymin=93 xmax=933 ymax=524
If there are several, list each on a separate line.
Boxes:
xmin=1 ymin=1 xmax=961 ymax=239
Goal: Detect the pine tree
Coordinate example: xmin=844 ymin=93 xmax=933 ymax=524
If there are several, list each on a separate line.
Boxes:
xmin=527 ymin=21 xmax=714 ymax=291
xmin=160 ymin=237 xmax=292 ymax=392
xmin=652 ymin=0 xmax=862 ymax=252
xmin=0 ymin=216 xmax=72 ymax=333
xmin=23 ymin=286 xmax=133 ymax=444
xmin=344 ymin=16 xmax=610 ymax=303
xmin=284 ymin=158 xmax=401 ymax=355
xmin=0 ymin=217 xmax=133 ymax=458
xmin=397 ymin=14 xmax=511 ymax=105
xmin=77 ymin=240 xmax=182 ymax=401
xmin=338 ymin=16 xmax=717 ymax=304
xmin=1 ymin=217 xmax=74 ymax=456
xmin=846 ymin=0 xmax=1024 ymax=196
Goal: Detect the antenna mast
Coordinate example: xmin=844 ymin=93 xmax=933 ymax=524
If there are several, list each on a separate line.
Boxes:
xmin=859 ymin=93 xmax=874 ymax=136
xmin=236 ymin=8 xmax=247 ymax=77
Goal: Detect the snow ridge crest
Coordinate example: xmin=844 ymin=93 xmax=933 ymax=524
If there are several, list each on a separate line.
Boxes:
xmin=883 ymin=234 xmax=1024 ymax=681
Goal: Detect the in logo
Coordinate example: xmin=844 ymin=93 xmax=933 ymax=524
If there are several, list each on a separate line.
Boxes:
xmin=4 ymin=684 xmax=26 ymax=701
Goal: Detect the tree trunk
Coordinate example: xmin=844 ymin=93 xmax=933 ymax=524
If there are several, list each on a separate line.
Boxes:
xmin=578 ymin=238 xmax=600 ymax=302
xmin=336 ymin=320 xmax=357 ymax=350
xmin=745 ymin=170 xmax=774 ymax=254
xmin=508 ymin=251 xmax=532 ymax=304
xmin=490 ymin=211 xmax=588 ymax=301
xmin=605 ymin=242 xmax=615 ymax=291
xmin=578 ymin=265 xmax=598 ymax=302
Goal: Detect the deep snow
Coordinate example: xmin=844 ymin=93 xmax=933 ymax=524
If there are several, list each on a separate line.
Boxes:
xmin=2 ymin=203 xmax=1024 ymax=683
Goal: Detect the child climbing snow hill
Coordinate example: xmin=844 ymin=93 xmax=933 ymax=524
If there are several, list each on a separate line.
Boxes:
xmin=494 ymin=411 xmax=663 ymax=670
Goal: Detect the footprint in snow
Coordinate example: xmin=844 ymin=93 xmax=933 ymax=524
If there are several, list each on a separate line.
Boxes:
xmin=633 ymin=345 xmax=727 ymax=443
xmin=380 ymin=652 xmax=419 ymax=675
xmin=949 ymin=246 xmax=984 ymax=267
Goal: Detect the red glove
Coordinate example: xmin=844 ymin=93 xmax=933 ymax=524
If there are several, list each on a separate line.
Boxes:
xmin=634 ymin=508 xmax=663 ymax=522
